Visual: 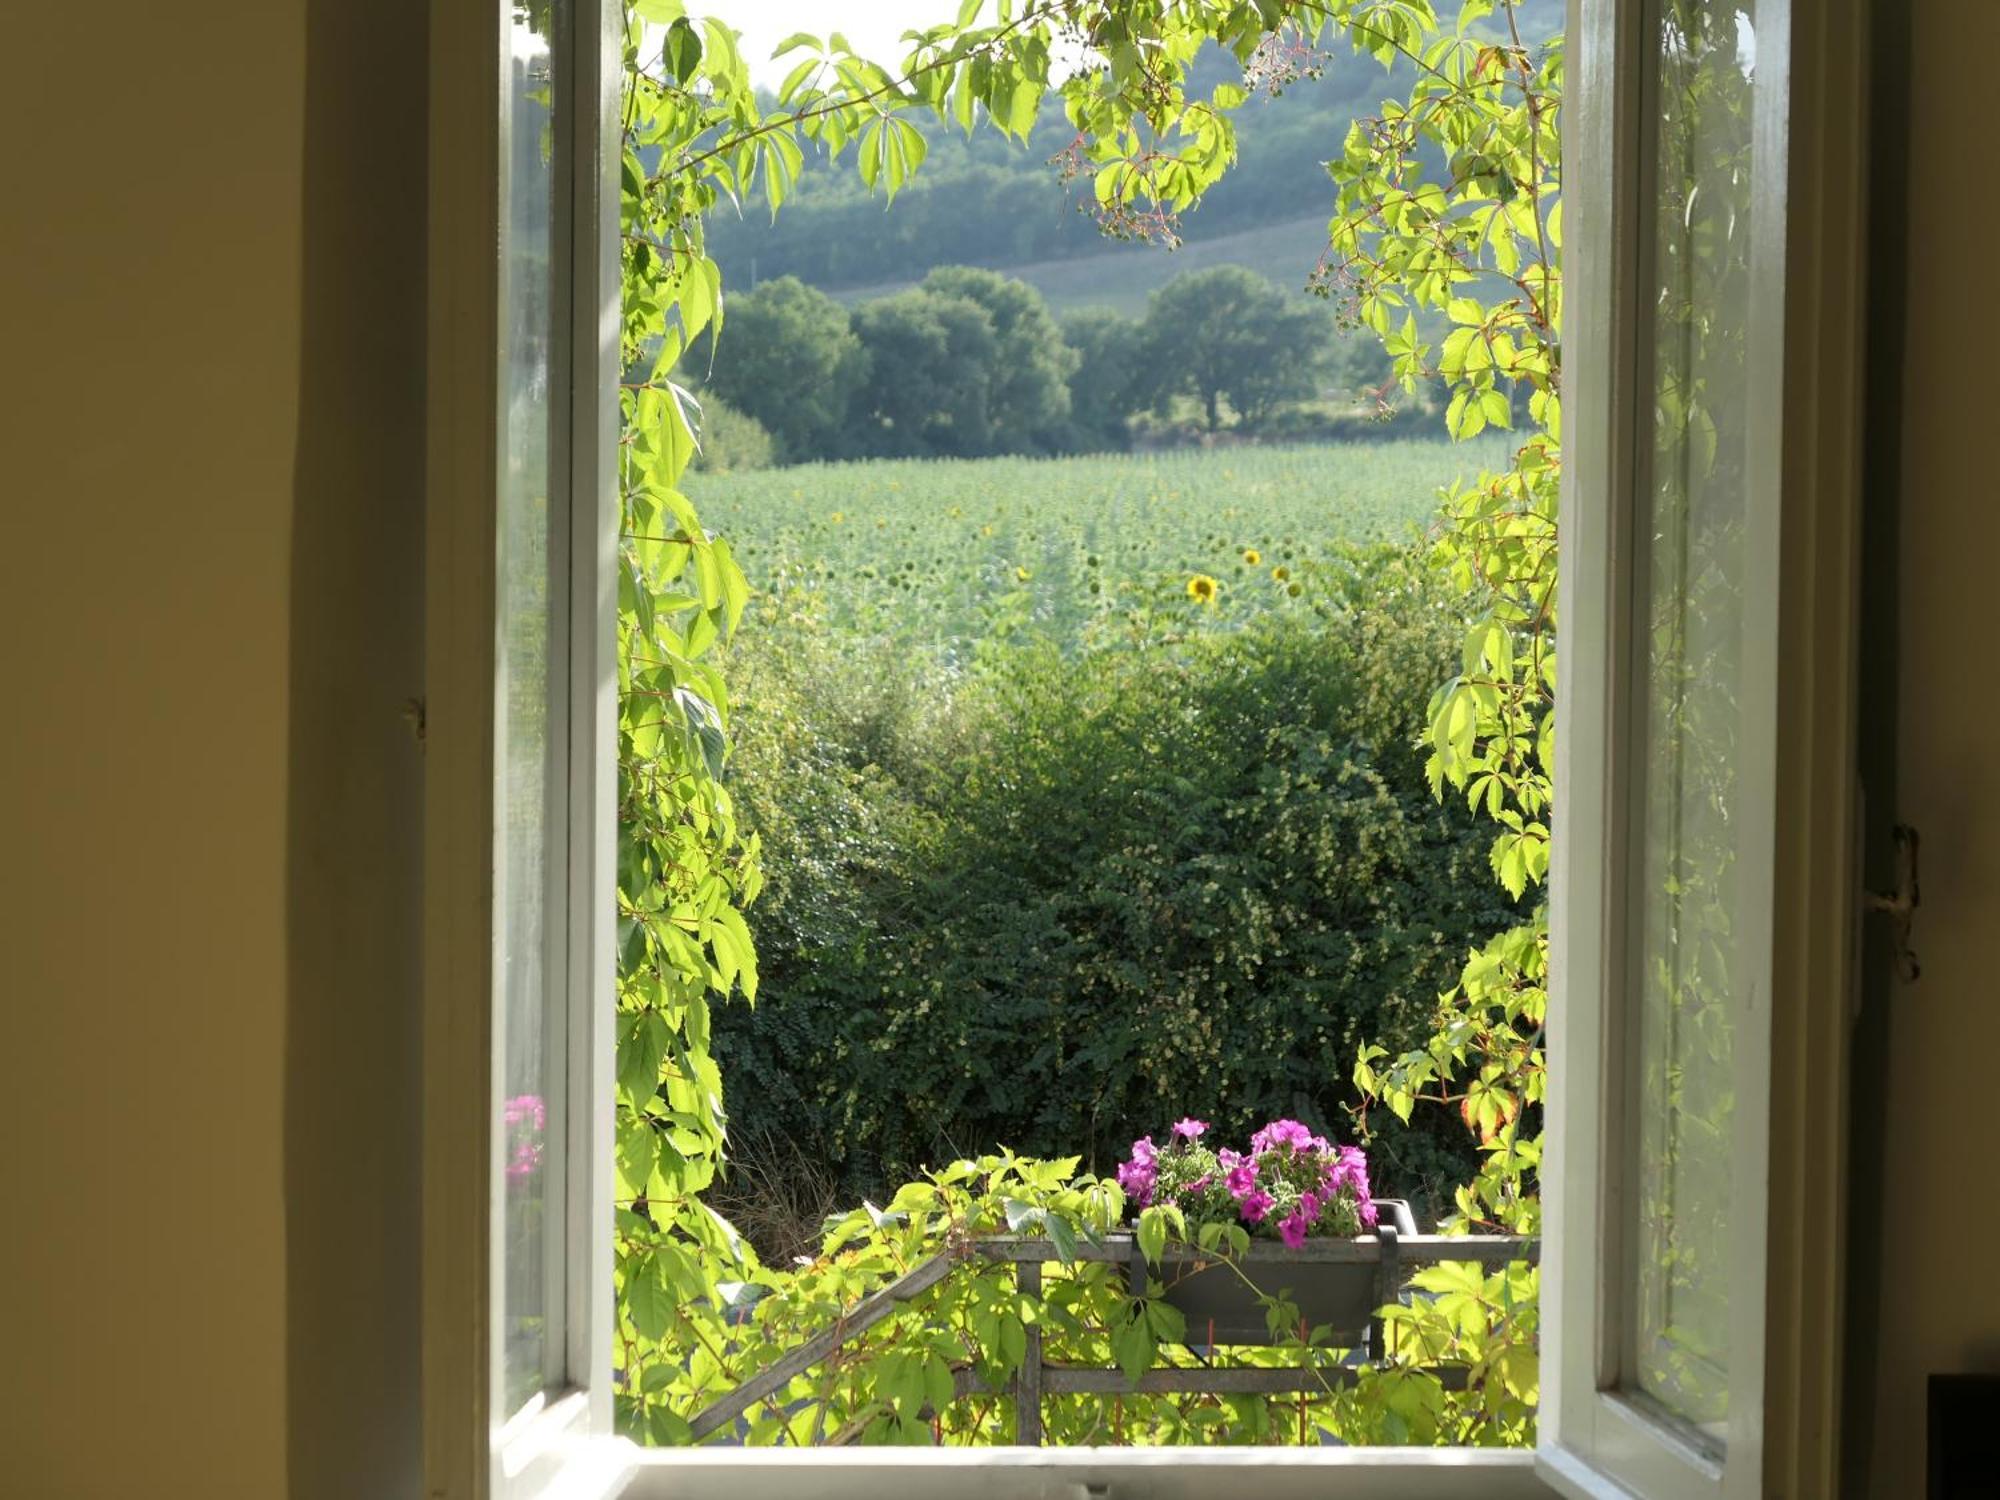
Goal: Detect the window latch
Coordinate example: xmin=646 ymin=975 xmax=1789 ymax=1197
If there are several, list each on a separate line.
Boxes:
xmin=1863 ymin=823 xmax=1921 ymax=982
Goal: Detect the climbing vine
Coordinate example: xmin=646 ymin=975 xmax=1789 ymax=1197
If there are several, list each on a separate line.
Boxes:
xmin=610 ymin=0 xmax=1558 ymax=1446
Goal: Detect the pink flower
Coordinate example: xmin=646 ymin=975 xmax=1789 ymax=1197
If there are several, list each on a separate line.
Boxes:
xmin=1327 ymin=1145 xmax=1377 ymax=1228
xmin=1131 ymin=1135 xmax=1159 ymax=1167
xmin=1337 ymin=1145 xmax=1371 ymax=1191
xmin=1278 ymin=1209 xmax=1311 ymax=1250
xmin=505 ymin=1140 xmax=542 ymax=1181
xmin=1116 ymin=1158 xmax=1156 ymax=1206
xmin=1238 ymin=1188 xmax=1275 ymax=1223
xmin=502 ymin=1094 xmax=546 ymax=1182
xmin=1249 ymin=1119 xmax=1316 ymax=1156
xmin=1225 ymin=1163 xmax=1260 ymax=1199
xmin=1299 ymin=1190 xmax=1323 ymax=1222
xmin=1172 ymin=1118 xmax=1209 ymax=1140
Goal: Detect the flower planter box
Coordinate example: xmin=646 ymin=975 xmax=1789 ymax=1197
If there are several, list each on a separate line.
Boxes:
xmin=1135 ymin=1198 xmax=1421 ymax=1346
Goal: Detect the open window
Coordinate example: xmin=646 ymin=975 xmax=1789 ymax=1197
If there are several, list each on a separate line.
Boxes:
xmin=424 ymin=0 xmax=621 ymax=1494
xmin=1543 ymin=0 xmax=1861 ymax=1495
xmin=422 ymin=0 xmax=1864 ymax=1495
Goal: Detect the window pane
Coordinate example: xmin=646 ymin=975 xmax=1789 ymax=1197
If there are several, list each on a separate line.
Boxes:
xmin=497 ymin=0 xmax=564 ymax=1417
xmin=1628 ymin=0 xmax=1760 ymax=1436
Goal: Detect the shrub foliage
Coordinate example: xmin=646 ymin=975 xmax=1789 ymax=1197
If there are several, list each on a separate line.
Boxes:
xmin=717 ymin=548 xmax=1519 ymax=1220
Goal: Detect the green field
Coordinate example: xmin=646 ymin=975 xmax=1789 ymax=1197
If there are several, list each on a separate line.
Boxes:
xmin=689 ymin=437 xmax=1512 ymax=655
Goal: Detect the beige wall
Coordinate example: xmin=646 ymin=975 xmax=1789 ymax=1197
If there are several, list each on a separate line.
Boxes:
xmin=1864 ymin=0 xmax=2000 ymax=1486
xmin=3 ymin=2 xmax=428 ymax=1496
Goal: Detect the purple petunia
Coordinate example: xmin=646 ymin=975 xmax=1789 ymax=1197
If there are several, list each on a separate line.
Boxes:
xmin=1122 ymin=1117 xmax=1377 ymax=1249
xmin=1117 ymin=1158 xmax=1157 ymax=1206
xmin=1117 ymin=1134 xmax=1163 ymax=1206
xmin=502 ymin=1094 xmax=546 ymax=1181
xmin=1249 ymin=1118 xmax=1316 ymax=1156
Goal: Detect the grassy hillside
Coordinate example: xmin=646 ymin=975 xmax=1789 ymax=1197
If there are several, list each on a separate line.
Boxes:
xmin=824 ymin=213 xmax=1335 ymax=317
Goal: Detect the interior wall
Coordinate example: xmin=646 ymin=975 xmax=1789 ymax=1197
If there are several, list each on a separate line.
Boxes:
xmin=2 ymin=2 xmax=428 ymax=1496
xmin=1863 ymin=0 xmax=2000 ymax=1487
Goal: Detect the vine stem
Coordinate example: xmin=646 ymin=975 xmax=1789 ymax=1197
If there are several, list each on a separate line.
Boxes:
xmin=637 ymin=1 xmax=1068 ymax=192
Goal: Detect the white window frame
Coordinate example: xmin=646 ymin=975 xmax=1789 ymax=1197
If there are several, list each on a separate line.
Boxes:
xmin=1540 ymin=0 xmax=1866 ymax=1497
xmin=1540 ymin=0 xmax=1783 ymax=1494
xmin=422 ymin=0 xmax=1868 ymax=1495
xmin=425 ymin=0 xmax=621 ymax=1494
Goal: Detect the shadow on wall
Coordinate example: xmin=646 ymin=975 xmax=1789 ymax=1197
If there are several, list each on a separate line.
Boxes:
xmin=285 ymin=0 xmax=429 ymax=1495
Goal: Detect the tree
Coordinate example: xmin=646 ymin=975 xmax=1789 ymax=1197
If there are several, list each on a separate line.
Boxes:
xmin=848 ymin=288 xmax=1001 ymax=457
xmin=702 ymin=275 xmax=866 ymax=462
xmin=919 ymin=266 xmax=1076 ymax=451
xmin=1142 ymin=265 xmax=1329 ymax=432
xmin=1060 ymin=307 xmax=1148 ymax=449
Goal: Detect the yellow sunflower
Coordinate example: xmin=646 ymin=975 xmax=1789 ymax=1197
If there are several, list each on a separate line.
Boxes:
xmin=1243 ymin=548 xmax=1262 ymax=565
xmin=1187 ymin=574 xmax=1219 ymax=605
xmin=1272 ymin=564 xmax=1291 ymax=582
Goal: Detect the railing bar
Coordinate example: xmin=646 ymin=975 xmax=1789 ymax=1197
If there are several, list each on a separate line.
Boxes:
xmin=687 ymin=1232 xmax=1535 ymax=1440
xmin=1016 ymin=1259 xmax=1043 ymax=1447
xmin=970 ymin=1235 xmax=1538 ymax=1266
xmin=686 ymin=1250 xmax=959 ymax=1441
xmin=959 ymin=1364 xmax=1477 ymax=1397
xmin=1038 ymin=1365 xmax=1475 ymax=1395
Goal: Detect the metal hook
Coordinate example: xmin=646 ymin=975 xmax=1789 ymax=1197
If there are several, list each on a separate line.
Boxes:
xmin=1864 ymin=823 xmax=1921 ymax=982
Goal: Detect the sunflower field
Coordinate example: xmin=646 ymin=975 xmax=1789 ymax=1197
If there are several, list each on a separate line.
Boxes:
xmin=691 ymin=438 xmax=1512 ymax=658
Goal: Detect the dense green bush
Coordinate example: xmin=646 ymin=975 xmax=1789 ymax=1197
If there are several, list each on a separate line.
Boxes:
xmin=713 ymin=547 xmax=1520 ymax=1232
xmin=687 ymin=394 xmax=775 ymax=474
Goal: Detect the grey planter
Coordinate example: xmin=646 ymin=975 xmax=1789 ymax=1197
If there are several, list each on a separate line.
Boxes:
xmin=1136 ymin=1198 xmax=1421 ymax=1347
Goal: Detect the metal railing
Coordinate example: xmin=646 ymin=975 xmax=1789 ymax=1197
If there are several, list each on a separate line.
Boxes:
xmin=687 ymin=1229 xmax=1539 ymax=1446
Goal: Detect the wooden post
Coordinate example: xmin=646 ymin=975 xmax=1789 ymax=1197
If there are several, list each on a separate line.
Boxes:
xmin=1368 ymin=1222 xmax=1400 ymax=1365
xmin=1016 ymin=1257 xmax=1043 ymax=1446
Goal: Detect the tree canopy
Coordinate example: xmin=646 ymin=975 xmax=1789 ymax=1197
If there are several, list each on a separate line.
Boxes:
xmin=1142 ymin=264 xmax=1329 ymax=431
xmin=919 ymin=265 xmax=1077 ymax=451
xmin=700 ymin=261 xmax=1371 ymax=464
xmin=1060 ymin=306 xmax=1149 ymax=448
xmin=702 ymin=275 xmax=866 ymax=462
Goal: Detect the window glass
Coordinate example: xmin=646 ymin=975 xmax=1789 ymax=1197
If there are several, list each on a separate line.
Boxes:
xmin=497 ymin=0 xmax=565 ymax=1418
xmin=1628 ymin=0 xmax=1760 ymax=1437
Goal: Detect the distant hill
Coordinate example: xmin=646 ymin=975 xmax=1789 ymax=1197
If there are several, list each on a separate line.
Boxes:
xmin=824 ymin=213 xmax=1338 ymax=317
xmin=709 ymin=7 xmax=1562 ymax=311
